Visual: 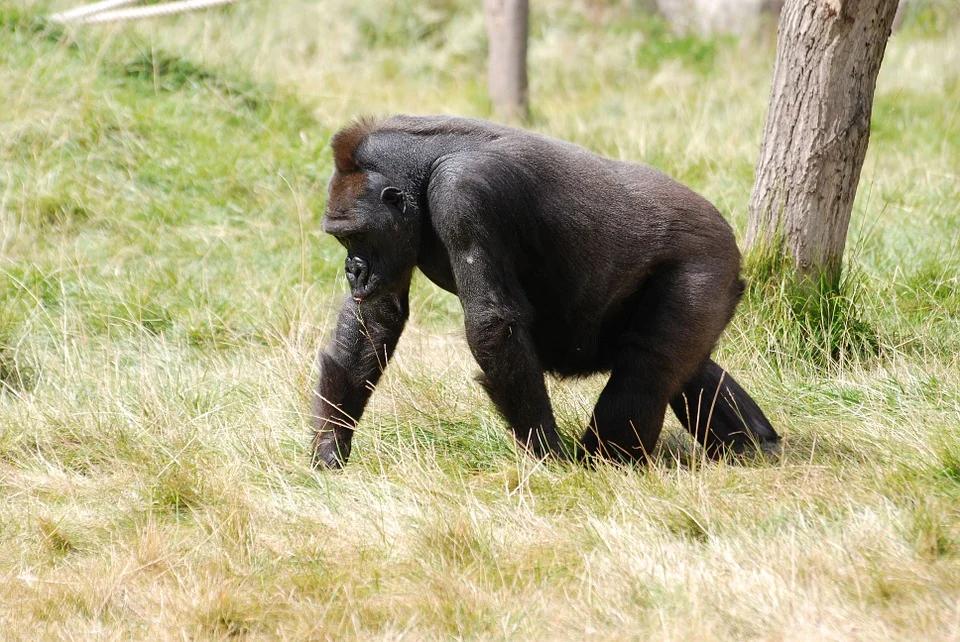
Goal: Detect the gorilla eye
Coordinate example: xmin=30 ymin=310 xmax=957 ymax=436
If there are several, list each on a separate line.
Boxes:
xmin=380 ymin=186 xmax=405 ymax=211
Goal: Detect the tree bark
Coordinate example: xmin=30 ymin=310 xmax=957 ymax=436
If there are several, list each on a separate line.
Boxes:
xmin=747 ymin=0 xmax=900 ymax=283
xmin=484 ymin=0 xmax=529 ymax=121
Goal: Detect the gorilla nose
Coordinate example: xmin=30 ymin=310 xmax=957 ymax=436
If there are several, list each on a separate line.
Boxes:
xmin=344 ymin=256 xmax=369 ymax=291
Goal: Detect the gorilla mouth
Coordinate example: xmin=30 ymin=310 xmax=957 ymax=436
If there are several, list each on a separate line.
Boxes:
xmin=345 ymin=255 xmax=393 ymax=303
xmin=345 ymin=255 xmax=374 ymax=302
xmin=351 ymin=277 xmax=380 ymax=303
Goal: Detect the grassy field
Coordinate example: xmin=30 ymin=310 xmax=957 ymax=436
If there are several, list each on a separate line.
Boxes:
xmin=1 ymin=0 xmax=959 ymax=638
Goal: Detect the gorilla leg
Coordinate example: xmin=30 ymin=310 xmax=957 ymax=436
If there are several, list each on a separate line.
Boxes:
xmin=670 ymin=359 xmax=780 ymax=457
xmin=581 ymin=264 xmax=739 ymax=463
xmin=581 ymin=359 xmax=669 ymax=463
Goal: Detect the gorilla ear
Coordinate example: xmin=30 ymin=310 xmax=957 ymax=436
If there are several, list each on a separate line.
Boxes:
xmin=381 ymin=186 xmax=406 ymax=212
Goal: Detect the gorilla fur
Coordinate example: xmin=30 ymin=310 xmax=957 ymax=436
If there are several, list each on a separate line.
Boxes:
xmin=312 ymin=115 xmax=780 ymax=468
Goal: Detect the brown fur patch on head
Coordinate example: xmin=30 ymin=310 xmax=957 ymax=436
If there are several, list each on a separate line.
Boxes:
xmin=326 ymin=170 xmax=367 ymax=220
xmin=330 ymin=116 xmax=380 ymax=172
xmin=326 ymin=117 xmax=381 ymax=221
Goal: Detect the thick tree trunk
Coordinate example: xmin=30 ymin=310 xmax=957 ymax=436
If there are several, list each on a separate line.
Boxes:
xmin=484 ymin=0 xmax=529 ymax=121
xmin=747 ymin=0 xmax=900 ymax=283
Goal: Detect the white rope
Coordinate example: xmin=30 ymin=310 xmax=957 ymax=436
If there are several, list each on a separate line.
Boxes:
xmin=51 ymin=0 xmax=238 ymax=24
xmin=50 ymin=0 xmax=137 ymax=23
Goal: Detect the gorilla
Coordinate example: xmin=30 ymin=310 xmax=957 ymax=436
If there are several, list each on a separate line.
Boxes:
xmin=311 ymin=115 xmax=780 ymax=468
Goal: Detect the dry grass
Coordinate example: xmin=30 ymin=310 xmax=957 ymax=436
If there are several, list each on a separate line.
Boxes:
xmin=1 ymin=0 xmax=959 ymax=639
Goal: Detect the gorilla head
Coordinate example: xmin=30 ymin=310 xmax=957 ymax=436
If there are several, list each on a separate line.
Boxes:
xmin=324 ymin=124 xmax=422 ymax=303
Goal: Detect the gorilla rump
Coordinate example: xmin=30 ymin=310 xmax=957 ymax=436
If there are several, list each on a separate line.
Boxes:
xmin=311 ymin=115 xmax=779 ymax=468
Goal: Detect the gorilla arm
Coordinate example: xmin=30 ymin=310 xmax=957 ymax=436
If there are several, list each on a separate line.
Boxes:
xmin=311 ymin=290 xmax=408 ymax=468
xmin=429 ymin=159 xmax=563 ymax=458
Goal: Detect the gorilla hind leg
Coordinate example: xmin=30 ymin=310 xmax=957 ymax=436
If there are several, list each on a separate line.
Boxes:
xmin=581 ymin=360 xmax=669 ymax=464
xmin=670 ymin=359 xmax=781 ymax=457
xmin=581 ymin=263 xmax=736 ymax=464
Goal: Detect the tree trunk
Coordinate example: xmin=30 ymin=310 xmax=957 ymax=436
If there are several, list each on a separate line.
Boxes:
xmin=747 ymin=0 xmax=900 ymax=283
xmin=484 ymin=0 xmax=529 ymax=121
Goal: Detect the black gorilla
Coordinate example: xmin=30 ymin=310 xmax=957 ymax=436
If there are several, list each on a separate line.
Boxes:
xmin=312 ymin=115 xmax=779 ymax=468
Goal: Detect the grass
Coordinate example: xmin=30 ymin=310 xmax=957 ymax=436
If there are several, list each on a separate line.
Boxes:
xmin=1 ymin=0 xmax=959 ymax=638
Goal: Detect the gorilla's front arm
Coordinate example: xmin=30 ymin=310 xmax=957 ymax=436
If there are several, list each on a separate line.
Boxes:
xmin=429 ymin=161 xmax=563 ymax=457
xmin=311 ymin=290 xmax=408 ymax=468
xmin=449 ymin=246 xmax=562 ymax=457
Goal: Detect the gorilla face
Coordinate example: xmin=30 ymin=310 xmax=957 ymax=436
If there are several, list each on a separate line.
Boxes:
xmin=324 ymin=170 xmax=419 ymax=303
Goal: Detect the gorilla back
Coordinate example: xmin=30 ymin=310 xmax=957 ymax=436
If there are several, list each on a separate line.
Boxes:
xmin=312 ymin=115 xmax=780 ymax=468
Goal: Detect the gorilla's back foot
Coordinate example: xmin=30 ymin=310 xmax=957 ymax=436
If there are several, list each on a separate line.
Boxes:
xmin=670 ymin=359 xmax=781 ymax=458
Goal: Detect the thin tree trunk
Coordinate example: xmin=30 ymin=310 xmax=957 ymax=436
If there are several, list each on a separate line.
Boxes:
xmin=484 ymin=0 xmax=529 ymax=121
xmin=747 ymin=0 xmax=900 ymax=283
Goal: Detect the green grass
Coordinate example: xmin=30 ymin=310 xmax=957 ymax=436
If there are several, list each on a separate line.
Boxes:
xmin=1 ymin=0 xmax=959 ymax=639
